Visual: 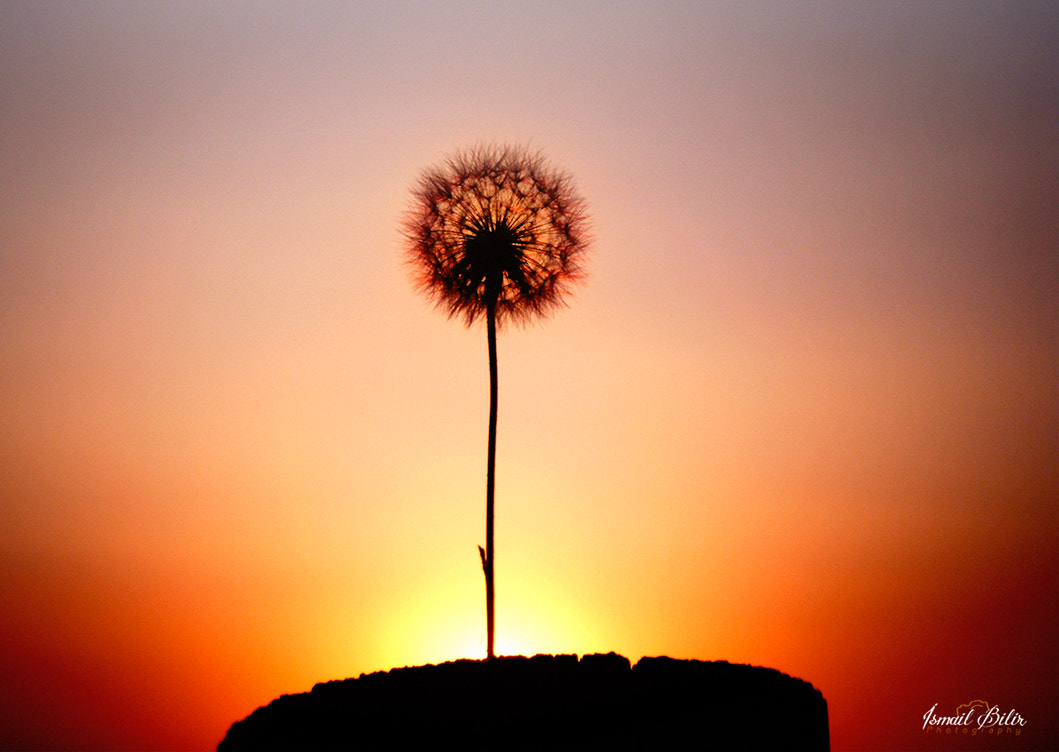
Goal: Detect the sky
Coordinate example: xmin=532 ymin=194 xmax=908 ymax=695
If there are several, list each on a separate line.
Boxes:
xmin=1 ymin=1 xmax=1055 ymax=750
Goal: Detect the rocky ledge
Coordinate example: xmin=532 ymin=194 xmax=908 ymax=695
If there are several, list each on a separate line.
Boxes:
xmin=219 ymin=653 xmax=829 ymax=750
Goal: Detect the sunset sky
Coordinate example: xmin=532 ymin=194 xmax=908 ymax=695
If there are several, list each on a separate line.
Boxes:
xmin=1 ymin=2 xmax=1056 ymax=750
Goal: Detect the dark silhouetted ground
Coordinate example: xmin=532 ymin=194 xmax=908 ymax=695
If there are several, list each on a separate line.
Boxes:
xmin=218 ymin=653 xmax=829 ymax=751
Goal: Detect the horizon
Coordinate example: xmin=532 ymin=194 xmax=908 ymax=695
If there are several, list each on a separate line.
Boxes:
xmin=2 ymin=2 xmax=1056 ymax=751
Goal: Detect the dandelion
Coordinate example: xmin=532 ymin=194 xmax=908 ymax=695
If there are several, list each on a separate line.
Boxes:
xmin=403 ymin=144 xmax=590 ymax=659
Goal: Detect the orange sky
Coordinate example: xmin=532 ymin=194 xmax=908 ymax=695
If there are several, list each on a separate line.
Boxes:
xmin=1 ymin=2 xmax=1056 ymax=750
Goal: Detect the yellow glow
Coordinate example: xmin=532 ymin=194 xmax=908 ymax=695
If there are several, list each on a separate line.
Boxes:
xmin=369 ymin=556 xmax=609 ymax=668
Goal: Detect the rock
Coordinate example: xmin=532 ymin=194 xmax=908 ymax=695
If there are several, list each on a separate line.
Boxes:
xmin=218 ymin=653 xmax=829 ymax=751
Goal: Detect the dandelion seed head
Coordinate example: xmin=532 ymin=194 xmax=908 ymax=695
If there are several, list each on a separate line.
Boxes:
xmin=404 ymin=143 xmax=590 ymax=328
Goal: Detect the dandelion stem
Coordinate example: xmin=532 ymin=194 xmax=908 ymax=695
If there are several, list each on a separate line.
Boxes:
xmin=485 ymin=298 xmax=498 ymax=661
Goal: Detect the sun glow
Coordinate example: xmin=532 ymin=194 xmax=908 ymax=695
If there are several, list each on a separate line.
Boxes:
xmin=405 ymin=607 xmax=602 ymax=665
xmin=371 ymin=564 xmax=608 ymax=669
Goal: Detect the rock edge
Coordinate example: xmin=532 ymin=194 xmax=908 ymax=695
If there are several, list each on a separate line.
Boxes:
xmin=219 ymin=653 xmax=829 ymax=751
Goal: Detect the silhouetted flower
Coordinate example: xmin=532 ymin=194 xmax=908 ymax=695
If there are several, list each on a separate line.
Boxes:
xmin=404 ymin=143 xmax=590 ymax=328
xmin=403 ymin=144 xmax=590 ymax=661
